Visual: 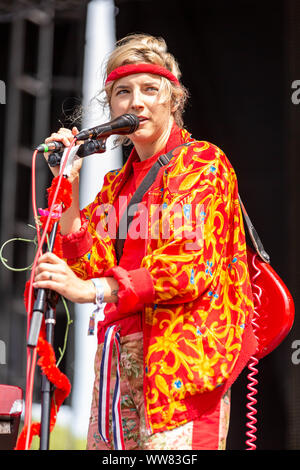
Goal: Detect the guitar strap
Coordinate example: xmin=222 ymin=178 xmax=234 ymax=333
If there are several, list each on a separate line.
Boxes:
xmin=115 ymin=143 xmax=189 ymax=263
xmin=114 ymin=143 xmax=270 ymax=265
xmin=238 ymin=194 xmax=270 ymax=263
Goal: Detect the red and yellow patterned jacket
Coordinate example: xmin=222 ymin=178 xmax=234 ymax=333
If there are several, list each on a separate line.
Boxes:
xmin=61 ymin=127 xmax=257 ymax=434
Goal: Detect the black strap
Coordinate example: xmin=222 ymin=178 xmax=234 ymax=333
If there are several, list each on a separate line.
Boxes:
xmin=238 ymin=194 xmax=270 ymax=263
xmin=115 ymin=147 xmax=183 ymax=263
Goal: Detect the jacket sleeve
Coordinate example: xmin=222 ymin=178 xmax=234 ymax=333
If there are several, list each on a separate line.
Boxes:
xmin=61 ymin=174 xmax=117 ymax=280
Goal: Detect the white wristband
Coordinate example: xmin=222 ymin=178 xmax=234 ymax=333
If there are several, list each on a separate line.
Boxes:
xmin=88 ymin=278 xmax=105 ymax=335
xmin=91 ymin=278 xmax=105 ymax=306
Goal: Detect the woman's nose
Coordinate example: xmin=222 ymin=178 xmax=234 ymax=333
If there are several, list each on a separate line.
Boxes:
xmin=130 ymin=90 xmax=144 ymax=110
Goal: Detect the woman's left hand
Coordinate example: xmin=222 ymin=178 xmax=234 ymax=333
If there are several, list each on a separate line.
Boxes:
xmin=33 ymin=252 xmax=95 ymax=304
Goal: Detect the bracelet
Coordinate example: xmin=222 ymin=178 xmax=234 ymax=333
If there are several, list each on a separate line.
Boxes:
xmin=88 ymin=278 xmax=105 ymax=335
xmin=92 ymin=278 xmax=105 ymax=305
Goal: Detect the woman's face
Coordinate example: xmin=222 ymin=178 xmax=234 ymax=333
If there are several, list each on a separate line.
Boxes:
xmin=110 ymin=73 xmax=174 ymax=147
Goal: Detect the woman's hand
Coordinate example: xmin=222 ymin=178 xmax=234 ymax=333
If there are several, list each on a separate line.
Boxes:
xmin=33 ymin=252 xmax=95 ymax=304
xmin=44 ymin=127 xmax=83 ymax=184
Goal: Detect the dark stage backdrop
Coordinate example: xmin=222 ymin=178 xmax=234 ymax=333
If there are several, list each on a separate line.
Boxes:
xmin=114 ymin=0 xmax=300 ymax=450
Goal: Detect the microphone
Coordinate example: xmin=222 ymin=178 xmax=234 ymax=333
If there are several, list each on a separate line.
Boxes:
xmin=35 ymin=113 xmax=139 ymax=155
xmin=36 ymin=141 xmax=64 ymax=153
xmin=75 ymin=113 xmax=140 ymax=140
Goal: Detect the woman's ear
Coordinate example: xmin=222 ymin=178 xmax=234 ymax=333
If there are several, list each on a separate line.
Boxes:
xmin=171 ymin=99 xmax=179 ymax=114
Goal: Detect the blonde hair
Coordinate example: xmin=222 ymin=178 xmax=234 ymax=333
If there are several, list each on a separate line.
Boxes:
xmin=103 ymin=33 xmax=189 ymax=128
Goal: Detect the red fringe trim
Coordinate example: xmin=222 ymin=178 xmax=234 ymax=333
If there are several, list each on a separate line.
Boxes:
xmin=47 ymin=176 xmax=72 ymax=212
xmin=15 ymin=336 xmax=71 ymax=450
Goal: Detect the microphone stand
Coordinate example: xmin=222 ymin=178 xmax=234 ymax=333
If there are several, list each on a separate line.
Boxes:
xmin=27 ymin=220 xmax=60 ymax=450
xmin=27 ymin=137 xmax=107 ymax=450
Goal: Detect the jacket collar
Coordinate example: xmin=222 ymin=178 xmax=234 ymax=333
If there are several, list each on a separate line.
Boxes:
xmin=107 ymin=123 xmax=193 ymax=204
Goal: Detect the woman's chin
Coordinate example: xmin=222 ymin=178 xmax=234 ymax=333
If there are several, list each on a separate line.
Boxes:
xmin=130 ymin=129 xmax=151 ymax=144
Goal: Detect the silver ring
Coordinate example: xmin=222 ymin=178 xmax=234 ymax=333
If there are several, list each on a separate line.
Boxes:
xmin=49 ymin=273 xmax=52 ymax=281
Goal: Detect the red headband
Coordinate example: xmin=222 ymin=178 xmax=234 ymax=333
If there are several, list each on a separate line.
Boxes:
xmin=105 ymin=63 xmax=180 ymax=87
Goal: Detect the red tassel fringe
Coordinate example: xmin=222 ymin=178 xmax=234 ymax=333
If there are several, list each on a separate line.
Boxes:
xmin=47 ymin=176 xmax=72 ymax=212
xmin=15 ymin=335 xmax=71 ymax=450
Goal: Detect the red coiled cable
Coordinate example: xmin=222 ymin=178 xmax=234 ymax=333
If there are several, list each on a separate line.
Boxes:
xmin=245 ymin=253 xmax=262 ymax=450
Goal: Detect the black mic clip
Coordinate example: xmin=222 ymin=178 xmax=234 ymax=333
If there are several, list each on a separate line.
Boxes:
xmin=48 ymin=151 xmax=63 ymax=167
xmin=45 ymin=138 xmax=107 ymax=168
xmin=76 ymin=138 xmax=107 ymax=158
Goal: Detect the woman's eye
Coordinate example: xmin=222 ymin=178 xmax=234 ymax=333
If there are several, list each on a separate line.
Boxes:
xmin=116 ymin=89 xmax=129 ymax=95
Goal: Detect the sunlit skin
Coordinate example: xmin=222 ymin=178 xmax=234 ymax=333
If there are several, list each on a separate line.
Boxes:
xmin=33 ymin=72 xmax=176 ymax=304
xmin=110 ymin=73 xmax=175 ymax=160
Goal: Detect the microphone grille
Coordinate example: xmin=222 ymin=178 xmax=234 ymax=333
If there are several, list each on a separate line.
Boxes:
xmin=125 ymin=113 xmax=140 ymax=132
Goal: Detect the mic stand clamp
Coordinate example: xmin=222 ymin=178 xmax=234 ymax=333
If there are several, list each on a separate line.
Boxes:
xmin=46 ymin=138 xmax=107 ymax=171
xmin=48 ymin=152 xmax=63 ymax=168
xmin=76 ymin=138 xmax=107 ymax=157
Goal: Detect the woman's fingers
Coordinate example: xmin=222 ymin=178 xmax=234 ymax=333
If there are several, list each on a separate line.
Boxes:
xmin=35 ymin=261 xmax=64 ymax=277
xmin=34 ymin=270 xmax=64 ymax=284
xmin=43 ymin=127 xmax=82 ymax=181
xmin=32 ymin=275 xmax=67 ymax=296
xmin=34 ymin=253 xmax=72 ymax=278
xmin=34 ymin=253 xmax=64 ymax=276
xmin=45 ymin=132 xmax=70 ymax=147
xmin=33 ymin=253 xmax=71 ymax=292
xmin=44 ymin=127 xmax=76 ymax=147
xmin=32 ymin=259 xmax=95 ymax=304
xmin=36 ymin=252 xmax=63 ymax=265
